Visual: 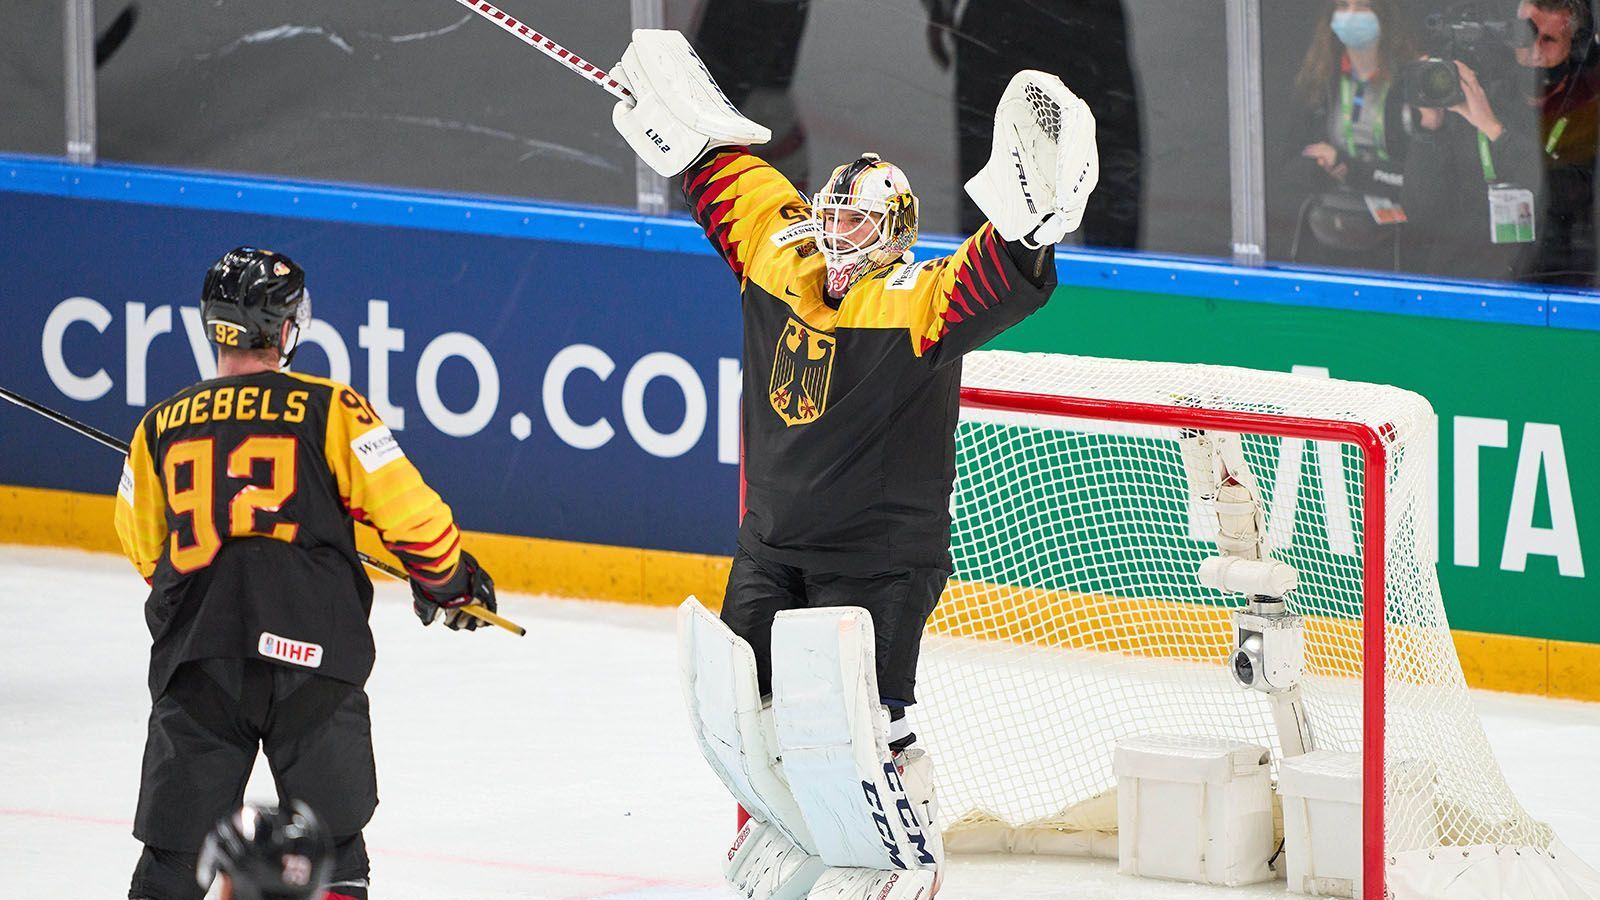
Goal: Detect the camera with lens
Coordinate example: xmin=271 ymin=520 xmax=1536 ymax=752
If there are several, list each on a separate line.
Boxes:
xmin=1230 ymin=596 xmax=1305 ymax=693
xmin=1402 ymin=1 xmax=1533 ymax=107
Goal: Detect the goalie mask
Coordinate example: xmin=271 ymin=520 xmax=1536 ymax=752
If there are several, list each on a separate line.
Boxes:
xmin=812 ymin=154 xmax=919 ymax=298
xmin=200 ymin=247 xmax=311 ymax=365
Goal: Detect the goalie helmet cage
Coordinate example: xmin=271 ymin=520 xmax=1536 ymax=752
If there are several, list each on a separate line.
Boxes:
xmin=920 ymin=350 xmax=1572 ymax=897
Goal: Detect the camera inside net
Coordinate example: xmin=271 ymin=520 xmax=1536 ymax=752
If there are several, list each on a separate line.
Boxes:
xmin=1402 ymin=1 xmax=1533 ymax=107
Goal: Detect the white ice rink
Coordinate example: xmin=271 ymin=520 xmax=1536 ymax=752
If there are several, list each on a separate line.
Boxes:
xmin=4 ymin=544 xmax=1598 ymax=899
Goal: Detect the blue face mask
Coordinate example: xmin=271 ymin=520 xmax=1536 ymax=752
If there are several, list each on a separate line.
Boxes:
xmin=1331 ymin=10 xmax=1381 ymax=50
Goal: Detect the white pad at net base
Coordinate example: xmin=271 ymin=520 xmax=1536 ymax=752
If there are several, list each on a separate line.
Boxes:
xmin=677 ymin=596 xmax=814 ymax=851
xmin=1388 ymin=840 xmax=1600 ymax=899
xmin=771 ymin=607 xmax=939 ymax=872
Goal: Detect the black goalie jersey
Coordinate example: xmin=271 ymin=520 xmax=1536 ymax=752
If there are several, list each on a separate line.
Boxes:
xmin=685 ymin=149 xmax=1058 ymax=572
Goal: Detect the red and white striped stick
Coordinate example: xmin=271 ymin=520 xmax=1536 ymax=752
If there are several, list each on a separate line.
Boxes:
xmin=449 ymin=0 xmax=634 ymax=102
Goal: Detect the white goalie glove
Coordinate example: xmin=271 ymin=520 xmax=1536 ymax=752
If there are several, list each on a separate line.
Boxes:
xmin=610 ymin=29 xmax=771 ymax=178
xmin=965 ymin=70 xmax=1099 ymax=248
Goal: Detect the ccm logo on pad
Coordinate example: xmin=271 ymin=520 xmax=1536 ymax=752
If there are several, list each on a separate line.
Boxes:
xmin=259 ymin=632 xmax=323 ymax=668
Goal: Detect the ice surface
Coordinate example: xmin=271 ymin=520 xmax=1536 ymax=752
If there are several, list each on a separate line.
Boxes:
xmin=2 ymin=545 xmax=1596 ymax=899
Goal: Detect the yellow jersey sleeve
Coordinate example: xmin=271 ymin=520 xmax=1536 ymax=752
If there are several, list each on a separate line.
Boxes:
xmin=904 ymin=223 xmax=1056 ymax=365
xmin=323 ymin=385 xmax=464 ymax=590
xmin=114 ymin=416 xmax=167 ymax=583
xmin=683 ymin=149 xmax=814 ymax=286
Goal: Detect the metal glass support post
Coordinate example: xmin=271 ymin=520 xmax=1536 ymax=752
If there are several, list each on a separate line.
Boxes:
xmin=1224 ymin=0 xmax=1265 ymax=266
xmin=630 ymin=0 xmax=671 ymax=215
xmin=64 ymin=0 xmax=97 ymax=164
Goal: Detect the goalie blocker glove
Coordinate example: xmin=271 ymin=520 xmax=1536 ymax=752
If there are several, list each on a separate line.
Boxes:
xmin=610 ymin=29 xmax=771 ymax=177
xmin=411 ymin=550 xmax=497 ymax=631
xmin=965 ymin=70 xmax=1100 ymax=248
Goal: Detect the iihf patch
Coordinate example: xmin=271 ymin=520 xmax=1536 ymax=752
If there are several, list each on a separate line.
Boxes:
xmin=351 ymin=426 xmax=404 ymax=473
xmin=769 ymin=219 xmax=821 ymax=248
xmin=885 ymin=259 xmax=931 ymax=292
xmin=258 ymin=632 xmax=323 ymax=668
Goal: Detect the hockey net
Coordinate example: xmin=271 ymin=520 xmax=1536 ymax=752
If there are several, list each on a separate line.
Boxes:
xmin=917 ymin=350 xmax=1554 ymax=889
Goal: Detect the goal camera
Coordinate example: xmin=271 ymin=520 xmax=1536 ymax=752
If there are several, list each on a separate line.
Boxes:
xmin=1231 ymin=598 xmax=1306 ymax=693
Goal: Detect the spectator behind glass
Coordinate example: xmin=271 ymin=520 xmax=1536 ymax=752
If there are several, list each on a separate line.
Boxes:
xmin=1403 ymin=1 xmax=1596 ymax=283
xmin=691 ymin=0 xmax=812 ymax=190
xmin=923 ymin=0 xmax=1144 ymax=250
xmin=1518 ymin=0 xmax=1599 ymax=284
xmin=1273 ymin=0 xmax=1417 ymax=271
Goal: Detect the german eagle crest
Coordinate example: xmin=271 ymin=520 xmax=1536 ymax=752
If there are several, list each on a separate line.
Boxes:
xmin=769 ymin=316 xmax=835 ymax=426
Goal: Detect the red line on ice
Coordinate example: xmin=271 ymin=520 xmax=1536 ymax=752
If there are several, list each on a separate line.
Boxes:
xmin=0 ymin=808 xmax=719 ymax=891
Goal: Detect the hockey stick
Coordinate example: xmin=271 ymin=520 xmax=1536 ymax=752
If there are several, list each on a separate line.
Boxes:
xmin=447 ymin=0 xmax=634 ymax=102
xmin=0 ymin=386 xmax=524 ymax=637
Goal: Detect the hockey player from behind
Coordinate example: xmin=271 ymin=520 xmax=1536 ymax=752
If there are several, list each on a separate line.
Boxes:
xmin=609 ymin=30 xmax=1098 ymax=900
xmin=115 ymin=247 xmax=498 ymax=900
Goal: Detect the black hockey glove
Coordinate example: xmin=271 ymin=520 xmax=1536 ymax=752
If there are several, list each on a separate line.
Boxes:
xmin=411 ymin=551 xmax=497 ymax=631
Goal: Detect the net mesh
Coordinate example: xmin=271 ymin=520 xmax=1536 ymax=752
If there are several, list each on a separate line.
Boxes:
xmin=919 ymin=350 xmax=1551 ymax=855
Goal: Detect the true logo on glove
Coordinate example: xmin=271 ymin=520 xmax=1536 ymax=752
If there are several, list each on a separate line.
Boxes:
xmin=1010 ymin=146 xmax=1037 ymax=214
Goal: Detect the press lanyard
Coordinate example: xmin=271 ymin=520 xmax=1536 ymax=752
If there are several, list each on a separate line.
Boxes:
xmin=1477 ymin=132 xmax=1498 ymax=183
xmin=1340 ymin=74 xmax=1389 ymax=162
xmin=1545 ymin=116 xmax=1570 ymax=157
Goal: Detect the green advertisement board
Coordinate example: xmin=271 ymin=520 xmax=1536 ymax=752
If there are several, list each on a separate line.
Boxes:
xmin=998 ymin=286 xmax=1597 ymax=645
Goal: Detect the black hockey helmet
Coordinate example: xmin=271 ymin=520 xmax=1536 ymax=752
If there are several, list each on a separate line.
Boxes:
xmin=200 ymin=247 xmax=309 ymax=357
xmin=196 ymin=801 xmax=334 ymax=900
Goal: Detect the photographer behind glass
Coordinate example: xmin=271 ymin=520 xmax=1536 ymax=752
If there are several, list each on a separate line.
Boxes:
xmin=1278 ymin=0 xmax=1418 ymax=270
xmin=1404 ymin=0 xmax=1597 ymax=283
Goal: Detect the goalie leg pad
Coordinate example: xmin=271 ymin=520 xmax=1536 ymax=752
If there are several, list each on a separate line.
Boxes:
xmin=770 ymin=607 xmax=940 ymax=872
xmin=678 ymin=596 xmax=816 ymax=852
xmin=726 ymin=818 xmax=829 ymax=900
xmin=806 ymin=866 xmax=938 ymax=900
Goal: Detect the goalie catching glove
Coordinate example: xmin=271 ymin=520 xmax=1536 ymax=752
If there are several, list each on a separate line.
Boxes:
xmin=411 ymin=550 xmax=497 ymax=631
xmin=965 ymin=70 xmax=1099 ymax=248
xmin=611 ymin=29 xmax=771 ymax=177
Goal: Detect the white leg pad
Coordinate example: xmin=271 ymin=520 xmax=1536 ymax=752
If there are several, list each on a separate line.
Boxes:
xmin=806 ymin=866 xmax=938 ymax=900
xmin=678 ymin=596 xmax=816 ymax=852
xmin=726 ymin=817 xmax=830 ymax=900
xmin=770 ymin=607 xmax=940 ymax=872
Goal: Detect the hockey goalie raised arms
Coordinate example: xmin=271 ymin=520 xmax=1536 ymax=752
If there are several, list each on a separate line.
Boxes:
xmin=607 ymin=25 xmax=1099 ymax=900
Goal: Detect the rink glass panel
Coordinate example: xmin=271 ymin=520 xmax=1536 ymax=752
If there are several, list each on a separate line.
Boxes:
xmin=89 ymin=2 xmax=638 ymax=208
xmin=662 ymin=0 xmax=1232 ymax=259
xmin=0 ymin=2 xmax=65 ymax=156
xmin=1261 ymin=0 xmax=1599 ymax=287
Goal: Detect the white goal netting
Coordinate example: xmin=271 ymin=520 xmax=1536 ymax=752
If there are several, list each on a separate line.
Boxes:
xmin=918 ymin=350 xmax=1551 ymax=858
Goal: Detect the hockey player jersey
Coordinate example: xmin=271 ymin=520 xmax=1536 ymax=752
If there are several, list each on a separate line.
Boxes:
xmin=114 ymin=371 xmax=464 ymax=695
xmin=685 ymin=149 xmax=1058 ymax=572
